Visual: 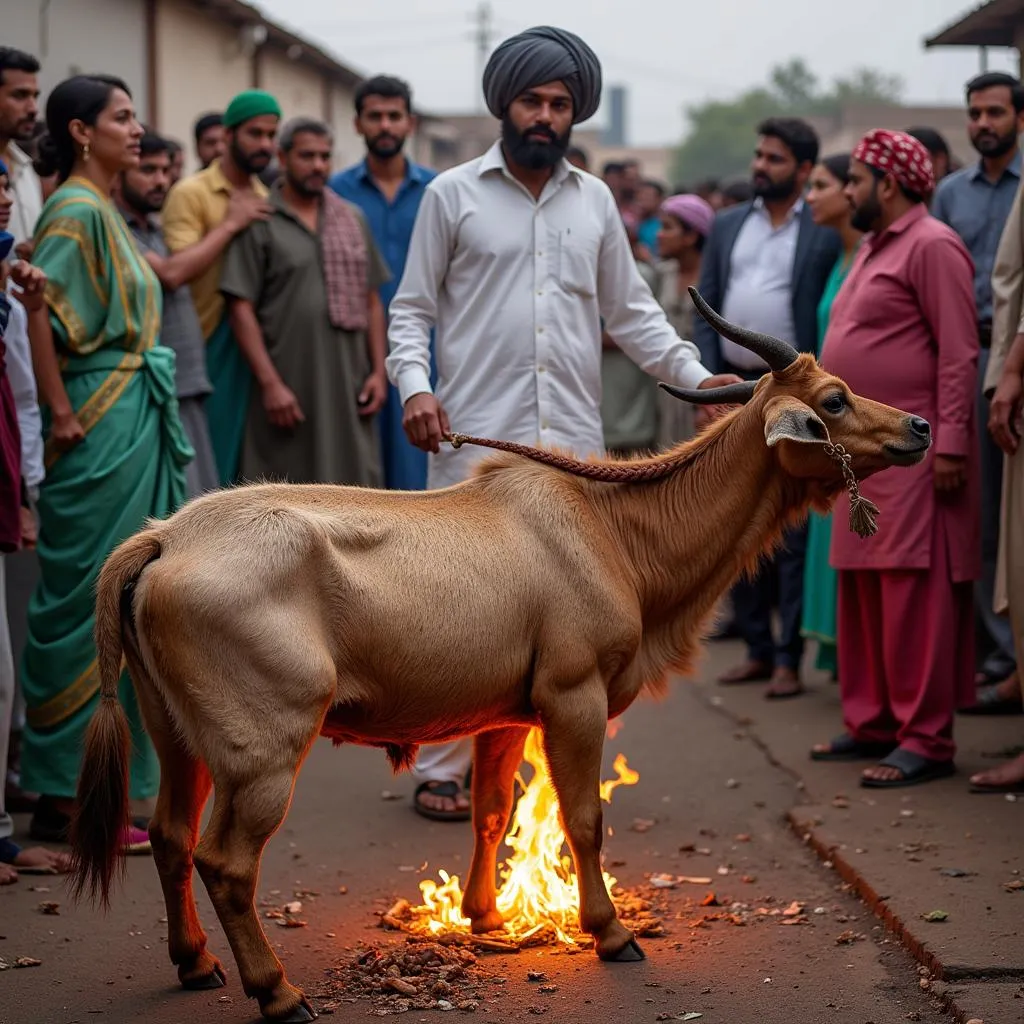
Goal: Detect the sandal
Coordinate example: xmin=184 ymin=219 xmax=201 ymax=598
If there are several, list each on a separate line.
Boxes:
xmin=413 ymin=781 xmax=471 ymax=822
xmin=810 ymin=734 xmax=897 ymax=762
xmin=860 ymin=748 xmax=955 ymax=789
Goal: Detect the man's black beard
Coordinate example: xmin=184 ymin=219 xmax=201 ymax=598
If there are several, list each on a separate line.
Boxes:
xmin=752 ymin=170 xmax=799 ymax=201
xmin=121 ymin=180 xmax=164 ymax=216
xmin=972 ymin=128 xmax=1018 ymax=159
xmin=367 ymin=133 xmax=406 ymax=159
xmin=286 ymin=172 xmax=325 ymax=198
xmin=501 ymin=116 xmax=570 ymax=171
xmin=231 ymin=138 xmax=272 ymax=175
xmin=850 ymin=184 xmax=882 ymax=233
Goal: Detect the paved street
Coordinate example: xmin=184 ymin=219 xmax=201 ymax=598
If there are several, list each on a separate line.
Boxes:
xmin=1 ymin=640 xmax=1019 ymax=1024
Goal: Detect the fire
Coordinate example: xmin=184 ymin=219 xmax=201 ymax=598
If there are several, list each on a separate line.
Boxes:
xmin=408 ymin=727 xmax=639 ymax=945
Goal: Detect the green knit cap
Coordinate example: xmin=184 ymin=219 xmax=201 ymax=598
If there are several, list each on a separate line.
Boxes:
xmin=223 ymin=89 xmax=282 ymax=129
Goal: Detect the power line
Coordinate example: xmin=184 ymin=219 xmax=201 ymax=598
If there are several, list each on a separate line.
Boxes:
xmin=471 ymin=2 xmax=495 ymax=113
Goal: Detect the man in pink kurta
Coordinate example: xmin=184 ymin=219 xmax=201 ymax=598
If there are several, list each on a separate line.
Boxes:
xmin=817 ymin=129 xmax=981 ymax=788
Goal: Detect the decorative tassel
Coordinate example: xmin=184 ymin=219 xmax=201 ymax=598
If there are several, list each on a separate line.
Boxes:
xmin=823 ymin=440 xmax=880 ymax=540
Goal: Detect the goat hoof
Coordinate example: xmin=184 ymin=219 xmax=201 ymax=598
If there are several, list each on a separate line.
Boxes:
xmin=601 ymin=938 xmax=646 ymax=963
xmin=277 ymin=998 xmax=317 ymax=1022
xmin=180 ymin=959 xmax=227 ymax=990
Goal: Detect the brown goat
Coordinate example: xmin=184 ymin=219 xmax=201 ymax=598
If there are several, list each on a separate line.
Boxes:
xmin=69 ymin=291 xmax=931 ymax=1022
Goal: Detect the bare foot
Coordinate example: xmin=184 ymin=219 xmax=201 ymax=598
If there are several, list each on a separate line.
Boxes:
xmin=0 ymin=863 xmax=17 ymax=885
xmin=12 ymin=847 xmax=72 ymax=873
xmin=765 ymin=666 xmax=804 ymax=699
xmin=861 ymin=764 xmax=904 ymax=784
xmin=970 ymin=751 xmax=1024 ymax=790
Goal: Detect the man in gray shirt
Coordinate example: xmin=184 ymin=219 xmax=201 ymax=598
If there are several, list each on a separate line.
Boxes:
xmin=117 ymin=132 xmax=269 ymax=497
xmin=932 ymin=72 xmax=1024 ymax=707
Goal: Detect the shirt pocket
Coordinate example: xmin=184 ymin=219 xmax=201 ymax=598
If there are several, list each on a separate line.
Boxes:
xmin=552 ymin=230 xmax=599 ymax=298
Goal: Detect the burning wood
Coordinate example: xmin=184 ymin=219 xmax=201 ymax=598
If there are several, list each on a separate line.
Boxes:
xmin=385 ymin=728 xmax=653 ymax=950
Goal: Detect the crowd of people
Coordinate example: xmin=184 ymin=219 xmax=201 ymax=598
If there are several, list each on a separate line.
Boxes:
xmin=1 ymin=26 xmax=1022 ymax=884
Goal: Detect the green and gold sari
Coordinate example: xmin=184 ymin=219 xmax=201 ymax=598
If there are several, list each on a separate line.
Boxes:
xmin=20 ymin=177 xmax=194 ymax=800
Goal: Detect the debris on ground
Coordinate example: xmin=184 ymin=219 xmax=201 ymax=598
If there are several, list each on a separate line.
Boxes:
xmin=631 ymin=818 xmax=657 ymax=833
xmin=1004 ymin=880 xmax=1024 ymax=893
xmin=36 ymin=901 xmax=60 ymax=915
xmin=835 ymin=930 xmax=865 ymax=945
xmin=315 ymin=938 xmax=492 ymax=1015
xmin=921 ymin=910 xmax=949 ymax=923
xmin=0 ymin=957 xmax=43 ymax=969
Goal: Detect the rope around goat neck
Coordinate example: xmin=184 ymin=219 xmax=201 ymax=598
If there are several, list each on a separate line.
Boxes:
xmin=443 ymin=431 xmax=880 ymax=538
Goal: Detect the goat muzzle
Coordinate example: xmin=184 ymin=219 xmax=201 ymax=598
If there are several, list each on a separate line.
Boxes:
xmin=688 ymin=287 xmax=800 ymax=374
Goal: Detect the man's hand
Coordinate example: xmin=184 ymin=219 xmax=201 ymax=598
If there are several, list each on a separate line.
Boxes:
xmin=694 ymin=372 xmax=745 ymax=429
xmin=9 ymin=262 xmax=46 ymax=312
xmin=18 ymin=505 xmax=37 ymax=550
xmin=14 ymin=240 xmax=34 ymax=262
xmin=403 ymin=393 xmax=450 ymax=453
xmin=225 ymin=189 xmax=272 ymax=234
xmin=261 ymin=379 xmax=305 ymax=430
xmin=989 ymin=371 xmax=1023 ymax=455
xmin=933 ymin=454 xmax=967 ymax=493
xmin=358 ymin=372 xmax=388 ymax=417
xmin=50 ymin=409 xmax=85 ymax=451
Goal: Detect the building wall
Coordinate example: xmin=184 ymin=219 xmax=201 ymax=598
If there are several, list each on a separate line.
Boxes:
xmin=153 ymin=1 xmax=252 ymax=164
xmin=258 ymin=49 xmax=326 ymax=125
xmin=4 ymin=0 xmax=149 ymax=118
xmin=326 ymin=82 xmax=363 ymax=170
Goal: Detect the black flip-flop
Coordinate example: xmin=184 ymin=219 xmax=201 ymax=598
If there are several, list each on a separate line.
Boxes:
xmin=860 ymin=748 xmax=955 ymax=789
xmin=810 ymin=734 xmax=897 ymax=762
xmin=413 ymin=780 xmax=471 ymax=822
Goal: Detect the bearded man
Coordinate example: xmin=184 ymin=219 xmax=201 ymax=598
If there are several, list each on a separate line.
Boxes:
xmin=932 ymin=72 xmax=1024 ymax=711
xmin=694 ymin=117 xmax=842 ymax=699
xmin=814 ymin=130 xmax=980 ymax=788
xmin=162 ymin=89 xmax=277 ymax=485
xmin=330 ymin=76 xmax=437 ymax=492
xmin=386 ymin=25 xmax=739 ymax=822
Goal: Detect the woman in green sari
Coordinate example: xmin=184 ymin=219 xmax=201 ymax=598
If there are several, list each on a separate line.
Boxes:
xmin=20 ymin=75 xmax=193 ymax=849
xmin=801 ymin=153 xmax=862 ymax=677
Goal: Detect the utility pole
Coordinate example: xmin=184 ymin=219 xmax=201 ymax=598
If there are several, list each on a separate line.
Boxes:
xmin=472 ymin=2 xmax=494 ymax=112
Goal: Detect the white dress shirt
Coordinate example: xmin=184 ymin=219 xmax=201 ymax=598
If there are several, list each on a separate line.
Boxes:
xmin=719 ymin=197 xmax=802 ymax=371
xmin=5 ymin=144 xmax=43 ymax=249
xmin=386 ymin=141 xmax=711 ymax=488
xmin=3 ymin=293 xmax=44 ymax=489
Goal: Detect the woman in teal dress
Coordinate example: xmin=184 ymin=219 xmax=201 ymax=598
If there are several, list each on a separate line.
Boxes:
xmin=801 ymin=153 xmax=862 ymax=677
xmin=20 ymin=75 xmax=193 ymax=849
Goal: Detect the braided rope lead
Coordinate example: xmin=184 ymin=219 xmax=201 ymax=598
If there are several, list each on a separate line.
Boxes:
xmin=445 ymin=431 xmax=880 ymax=538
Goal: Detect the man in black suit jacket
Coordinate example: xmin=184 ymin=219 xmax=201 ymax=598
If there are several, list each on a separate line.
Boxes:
xmin=694 ymin=117 xmax=841 ymax=699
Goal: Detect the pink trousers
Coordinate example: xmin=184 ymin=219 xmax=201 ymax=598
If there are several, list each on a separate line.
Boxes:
xmin=836 ymin=552 xmax=974 ymax=763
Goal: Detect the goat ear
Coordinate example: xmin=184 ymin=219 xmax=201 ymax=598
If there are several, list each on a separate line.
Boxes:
xmin=763 ymin=397 xmax=828 ymax=448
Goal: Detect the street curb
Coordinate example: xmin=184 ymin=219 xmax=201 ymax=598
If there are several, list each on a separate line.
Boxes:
xmin=785 ymin=809 xmax=973 ymax=1022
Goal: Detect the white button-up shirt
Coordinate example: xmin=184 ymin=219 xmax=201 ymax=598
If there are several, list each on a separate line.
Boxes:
xmin=5 ymin=143 xmax=43 ymax=248
xmin=719 ymin=197 xmax=802 ymax=371
xmin=386 ymin=142 xmax=711 ymax=488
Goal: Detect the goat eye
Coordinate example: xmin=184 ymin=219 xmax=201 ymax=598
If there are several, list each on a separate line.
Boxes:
xmin=822 ymin=394 xmax=846 ymax=415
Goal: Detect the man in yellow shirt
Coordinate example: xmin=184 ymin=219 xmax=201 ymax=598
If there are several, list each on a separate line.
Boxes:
xmin=162 ymin=89 xmax=279 ymax=484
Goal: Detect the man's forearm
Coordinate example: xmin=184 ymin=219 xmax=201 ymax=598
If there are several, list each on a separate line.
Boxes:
xmin=366 ymin=291 xmax=387 ymax=375
xmin=227 ymin=299 xmax=280 ymax=388
xmin=1003 ymin=332 xmax=1024 ymax=379
xmin=147 ymin=221 xmax=238 ymax=291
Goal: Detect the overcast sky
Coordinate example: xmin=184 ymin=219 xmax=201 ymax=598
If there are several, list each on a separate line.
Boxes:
xmin=256 ymin=0 xmax=1019 ymax=146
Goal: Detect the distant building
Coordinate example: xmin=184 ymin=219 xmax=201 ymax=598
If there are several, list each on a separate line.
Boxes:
xmin=3 ymin=0 xmax=442 ymax=174
xmin=926 ymin=0 xmax=1024 ymax=67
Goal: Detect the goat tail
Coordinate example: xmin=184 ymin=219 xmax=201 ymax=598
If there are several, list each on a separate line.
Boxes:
xmin=70 ymin=528 xmax=162 ymax=908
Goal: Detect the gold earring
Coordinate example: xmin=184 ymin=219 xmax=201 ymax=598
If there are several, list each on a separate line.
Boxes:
xmin=83 ymin=142 xmax=91 ymax=163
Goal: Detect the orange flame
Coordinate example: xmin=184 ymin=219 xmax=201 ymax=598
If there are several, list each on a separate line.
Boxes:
xmin=410 ymin=727 xmax=639 ymax=944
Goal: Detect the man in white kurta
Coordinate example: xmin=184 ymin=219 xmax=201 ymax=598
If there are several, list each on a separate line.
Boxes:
xmin=386 ymin=25 xmax=736 ymax=820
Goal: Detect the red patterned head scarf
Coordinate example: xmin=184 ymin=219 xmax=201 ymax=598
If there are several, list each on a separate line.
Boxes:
xmin=852 ymin=129 xmax=935 ymax=198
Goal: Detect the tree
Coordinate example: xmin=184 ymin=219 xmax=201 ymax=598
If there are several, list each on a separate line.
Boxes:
xmin=671 ymin=59 xmax=904 ymax=187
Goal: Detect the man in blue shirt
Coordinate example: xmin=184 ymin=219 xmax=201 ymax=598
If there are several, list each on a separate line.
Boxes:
xmin=330 ymin=75 xmax=436 ymax=492
xmin=932 ymin=71 xmax=1024 ymax=708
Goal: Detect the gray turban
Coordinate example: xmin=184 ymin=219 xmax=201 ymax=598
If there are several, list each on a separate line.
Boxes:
xmin=482 ymin=26 xmax=602 ymax=125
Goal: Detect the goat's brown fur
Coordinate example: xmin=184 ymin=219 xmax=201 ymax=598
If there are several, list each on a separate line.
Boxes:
xmin=70 ymin=353 xmax=928 ymax=1021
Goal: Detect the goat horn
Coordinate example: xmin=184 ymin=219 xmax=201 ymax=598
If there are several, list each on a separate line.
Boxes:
xmin=658 ymin=380 xmax=758 ymax=405
xmin=687 ymin=287 xmax=799 ymax=373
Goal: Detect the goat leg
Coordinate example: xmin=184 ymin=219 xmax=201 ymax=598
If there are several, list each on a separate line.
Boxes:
xmin=461 ymin=725 xmax=530 ymax=933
